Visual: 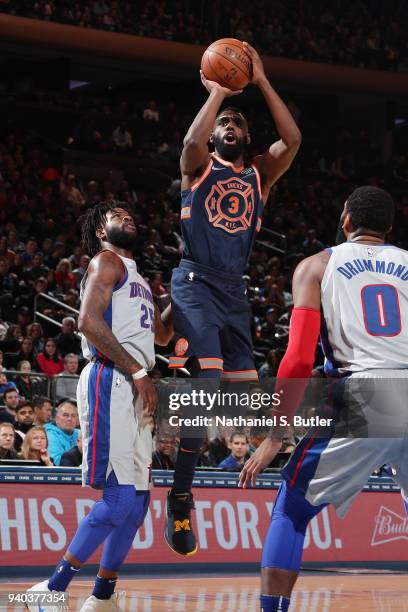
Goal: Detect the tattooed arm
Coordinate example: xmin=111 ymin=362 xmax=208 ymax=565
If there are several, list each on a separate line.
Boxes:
xmin=78 ymin=250 xmax=157 ymax=412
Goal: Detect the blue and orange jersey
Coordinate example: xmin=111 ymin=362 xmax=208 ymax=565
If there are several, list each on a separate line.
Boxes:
xmin=180 ymin=153 xmax=264 ymax=275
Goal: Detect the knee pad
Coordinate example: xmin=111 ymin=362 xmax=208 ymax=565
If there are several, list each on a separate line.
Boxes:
xmin=89 ymin=483 xmax=137 ymax=528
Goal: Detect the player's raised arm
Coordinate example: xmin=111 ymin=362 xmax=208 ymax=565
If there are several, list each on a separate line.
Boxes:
xmin=78 ymin=251 xmax=145 ymax=374
xmin=180 ymin=72 xmax=242 ymax=181
xmin=154 ymin=303 xmax=174 ymax=346
xmin=243 ymin=42 xmax=302 ymax=202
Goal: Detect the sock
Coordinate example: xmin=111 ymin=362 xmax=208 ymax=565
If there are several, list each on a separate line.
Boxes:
xmin=260 ymin=594 xmax=290 ymax=612
xmin=172 ymin=437 xmax=203 ymax=494
xmin=48 ymin=558 xmax=80 ymax=592
xmin=92 ymin=575 xmax=117 ymax=600
xmin=172 ymin=367 xmax=220 ymax=494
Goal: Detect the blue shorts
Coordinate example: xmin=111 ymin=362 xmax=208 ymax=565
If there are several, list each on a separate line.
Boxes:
xmin=169 ymin=259 xmax=257 ymax=381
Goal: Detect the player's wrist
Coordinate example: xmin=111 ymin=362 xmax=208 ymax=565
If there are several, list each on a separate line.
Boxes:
xmin=255 ymin=74 xmax=270 ymax=88
xmin=131 ymin=368 xmax=148 ymax=381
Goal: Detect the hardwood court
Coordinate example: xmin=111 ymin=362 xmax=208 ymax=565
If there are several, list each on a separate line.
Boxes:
xmin=2 ymin=574 xmax=408 ymax=611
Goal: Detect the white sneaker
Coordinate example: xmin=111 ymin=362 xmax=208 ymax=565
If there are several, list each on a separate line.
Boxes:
xmin=26 ymin=579 xmax=68 ymax=612
xmin=80 ymin=591 xmax=126 ymax=611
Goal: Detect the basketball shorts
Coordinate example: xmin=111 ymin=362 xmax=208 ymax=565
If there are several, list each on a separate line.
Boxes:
xmin=282 ymin=369 xmax=408 ymax=516
xmin=77 ymin=359 xmax=153 ymax=490
xmin=169 ymin=259 xmax=257 ymax=382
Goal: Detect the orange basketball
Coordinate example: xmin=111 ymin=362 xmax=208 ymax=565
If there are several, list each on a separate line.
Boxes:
xmin=201 ymin=38 xmax=252 ymax=91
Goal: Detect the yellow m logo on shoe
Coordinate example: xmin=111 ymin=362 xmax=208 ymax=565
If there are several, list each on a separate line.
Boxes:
xmin=174 ymin=519 xmax=191 ymax=532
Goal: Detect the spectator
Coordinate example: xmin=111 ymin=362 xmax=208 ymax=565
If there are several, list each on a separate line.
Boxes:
xmin=258 ymin=349 xmax=281 ymax=381
xmin=260 ymin=307 xmax=280 ymax=341
xmin=112 ymin=123 xmax=133 ymax=152
xmin=0 ymin=423 xmax=18 ymax=460
xmin=0 ymin=372 xmax=18 ymax=396
xmin=45 ymin=401 xmax=79 ymax=465
xmin=20 ymin=426 xmax=54 ymax=466
xmin=143 ymin=100 xmax=159 ymax=121
xmin=7 ymin=336 xmax=37 ymax=370
xmin=72 ymin=254 xmax=90 ymax=286
xmin=0 ymin=388 xmax=20 ymax=424
xmin=33 ymin=396 xmax=53 ymax=426
xmin=20 ymin=237 xmax=38 ymax=267
xmin=26 ymin=322 xmax=45 ymax=353
xmin=54 ymin=259 xmax=76 ymax=291
xmin=60 ymin=174 xmax=85 ymax=208
xmin=13 ymin=360 xmax=44 ymax=401
xmin=54 ymin=317 xmax=81 ymax=357
xmin=36 ymin=338 xmax=64 ymax=376
xmin=55 ymin=353 xmax=79 ymax=402
xmin=23 ymin=252 xmax=49 ymax=283
xmin=208 ymin=427 xmax=230 ymax=466
xmin=14 ymin=401 xmax=35 ymax=452
xmin=302 ymin=229 xmax=325 ymax=256
xmin=151 ymin=434 xmax=176 ymax=469
xmin=60 ymin=431 xmax=83 ymax=467
xmin=218 ymin=432 xmax=249 ymax=470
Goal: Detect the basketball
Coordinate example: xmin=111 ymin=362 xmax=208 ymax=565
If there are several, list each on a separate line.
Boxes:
xmin=201 ymin=38 xmax=252 ymax=91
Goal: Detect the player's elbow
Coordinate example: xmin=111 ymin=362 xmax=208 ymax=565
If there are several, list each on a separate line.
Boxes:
xmin=78 ymin=315 xmax=92 ymax=335
xmin=288 ymin=129 xmax=302 ymax=150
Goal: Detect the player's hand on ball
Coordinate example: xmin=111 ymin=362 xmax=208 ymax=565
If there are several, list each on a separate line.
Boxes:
xmin=133 ymin=375 xmax=157 ymax=415
xmin=242 ymin=42 xmax=266 ymax=85
xmin=238 ymin=437 xmax=282 ymax=488
xmin=200 ymin=71 xmax=243 ymax=97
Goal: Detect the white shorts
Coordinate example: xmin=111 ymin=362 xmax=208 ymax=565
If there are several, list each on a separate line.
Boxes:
xmin=76 ymin=360 xmax=153 ymax=490
xmin=282 ymin=370 xmax=408 ymax=516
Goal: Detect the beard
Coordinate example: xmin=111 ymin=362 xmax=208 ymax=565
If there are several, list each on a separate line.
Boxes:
xmin=105 ymin=226 xmax=136 ymax=250
xmin=213 ymin=135 xmax=245 ymax=162
xmin=335 ymin=219 xmax=346 ymax=245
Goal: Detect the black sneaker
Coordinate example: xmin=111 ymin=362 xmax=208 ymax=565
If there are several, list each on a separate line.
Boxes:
xmin=164 ymin=491 xmax=198 ymax=556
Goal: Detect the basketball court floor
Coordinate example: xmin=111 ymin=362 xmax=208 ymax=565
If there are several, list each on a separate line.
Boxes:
xmin=1 ymin=573 xmax=407 ymax=611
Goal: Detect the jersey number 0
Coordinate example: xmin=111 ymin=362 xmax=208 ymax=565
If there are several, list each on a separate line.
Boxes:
xmin=361 ymin=284 xmax=402 ymax=337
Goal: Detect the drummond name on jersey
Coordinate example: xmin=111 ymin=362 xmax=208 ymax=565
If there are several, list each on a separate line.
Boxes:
xmin=337 ymin=258 xmax=408 ymax=281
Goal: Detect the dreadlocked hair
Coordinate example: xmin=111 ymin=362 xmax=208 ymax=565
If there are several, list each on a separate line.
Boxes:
xmin=81 ymin=201 xmax=130 ymax=257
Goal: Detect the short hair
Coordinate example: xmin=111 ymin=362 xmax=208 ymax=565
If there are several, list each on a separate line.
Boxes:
xmin=16 ymin=402 xmax=34 ymax=413
xmin=346 ymin=186 xmax=394 ymax=234
xmin=0 ymin=422 xmax=15 ymax=432
xmin=33 ymin=396 xmax=53 ymax=409
xmin=64 ymin=353 xmax=78 ymax=362
xmin=57 ymin=401 xmax=77 ymax=413
xmin=62 ymin=316 xmax=76 ymax=325
xmin=81 ymin=201 xmax=131 ymax=257
xmin=229 ymin=431 xmax=249 ymax=443
xmin=3 ymin=388 xmax=18 ymax=400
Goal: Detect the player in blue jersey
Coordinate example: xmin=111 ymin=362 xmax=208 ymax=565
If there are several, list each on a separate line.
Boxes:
xmin=239 ymin=186 xmax=408 ymax=612
xmin=165 ymin=43 xmax=302 ymax=555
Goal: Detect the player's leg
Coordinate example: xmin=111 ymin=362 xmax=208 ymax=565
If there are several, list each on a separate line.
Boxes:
xmin=166 ymin=360 xmax=221 ymax=555
xmin=26 ymin=472 xmax=139 ymax=611
xmin=260 ymin=434 xmax=396 ymax=611
xmin=80 ymin=491 xmax=150 ymax=611
xmin=166 ymin=265 xmax=224 ymax=555
xmin=260 ymin=479 xmax=325 ymax=611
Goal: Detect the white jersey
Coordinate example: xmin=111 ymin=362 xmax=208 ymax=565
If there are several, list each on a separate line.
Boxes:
xmin=81 ymin=252 xmax=155 ymax=370
xmin=321 ymin=242 xmax=408 ymax=375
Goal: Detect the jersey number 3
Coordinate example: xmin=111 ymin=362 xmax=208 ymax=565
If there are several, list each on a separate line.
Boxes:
xmin=361 ymin=284 xmax=401 ymax=336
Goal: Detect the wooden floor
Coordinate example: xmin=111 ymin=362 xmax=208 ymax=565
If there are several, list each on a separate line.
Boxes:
xmin=1 ymin=574 xmax=408 ymax=611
